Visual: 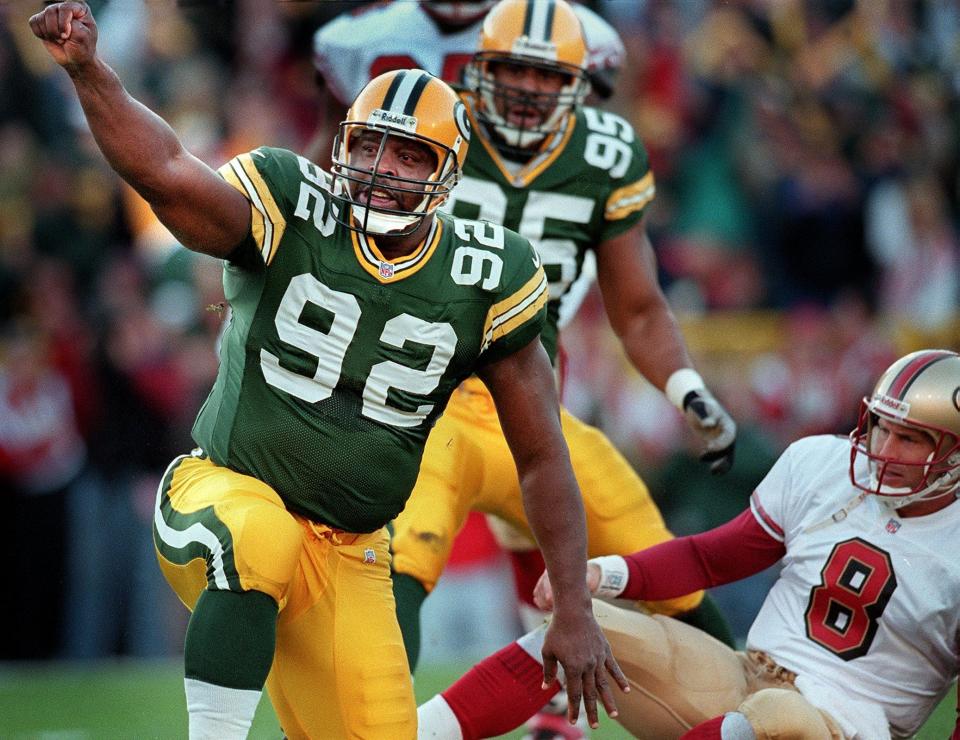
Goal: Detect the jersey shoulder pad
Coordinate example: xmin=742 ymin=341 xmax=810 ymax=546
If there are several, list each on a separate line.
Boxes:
xmin=577 ymin=105 xmax=650 ymax=181
xmin=476 ymin=226 xmax=548 ymax=362
xmin=218 ymin=147 xmax=329 ymax=266
xmin=440 ymin=213 xmax=544 ymax=294
xmin=575 ymin=106 xmax=655 ymax=224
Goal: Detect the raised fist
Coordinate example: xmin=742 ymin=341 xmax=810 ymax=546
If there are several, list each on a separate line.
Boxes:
xmin=28 ymin=2 xmax=98 ymax=69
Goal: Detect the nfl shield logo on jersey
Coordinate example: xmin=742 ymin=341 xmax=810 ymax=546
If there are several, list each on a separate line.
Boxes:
xmin=885 ymin=518 xmax=902 ymax=534
xmin=379 ymin=261 xmax=395 ymax=279
xmin=363 ymin=548 xmax=376 ymax=564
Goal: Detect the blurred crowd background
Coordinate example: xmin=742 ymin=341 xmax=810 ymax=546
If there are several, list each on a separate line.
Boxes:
xmin=1 ymin=0 xmax=958 ymax=666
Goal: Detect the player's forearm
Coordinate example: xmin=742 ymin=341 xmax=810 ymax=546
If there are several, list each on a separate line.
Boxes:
xmin=66 ymin=58 xmax=188 ymax=205
xmin=519 ymin=457 xmax=592 ymax=614
xmin=615 ymin=301 xmax=693 ymax=393
xmin=617 ymin=509 xmax=784 ymax=601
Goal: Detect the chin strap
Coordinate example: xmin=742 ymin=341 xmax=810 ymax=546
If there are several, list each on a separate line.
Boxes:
xmin=803 ymin=492 xmax=869 ymax=534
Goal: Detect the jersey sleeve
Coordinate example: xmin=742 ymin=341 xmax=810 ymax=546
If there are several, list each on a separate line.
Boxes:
xmin=749 ymin=439 xmax=808 ymax=543
xmin=476 ymin=231 xmax=549 ymax=366
xmin=216 ymin=146 xmax=305 ymax=267
xmin=621 ymin=509 xmax=785 ymax=601
xmin=598 ymin=130 xmax=656 ymax=244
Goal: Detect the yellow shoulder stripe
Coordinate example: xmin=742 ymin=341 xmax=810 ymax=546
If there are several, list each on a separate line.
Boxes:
xmin=481 ymin=267 xmax=548 ymax=351
xmin=217 ymin=153 xmax=286 ymax=265
xmin=606 ymin=171 xmax=655 ymax=221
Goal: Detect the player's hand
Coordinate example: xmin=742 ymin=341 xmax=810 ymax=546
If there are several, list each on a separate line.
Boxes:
xmin=28 ymin=2 xmax=98 ymax=70
xmin=683 ymin=388 xmax=737 ymax=474
xmin=541 ymin=605 xmax=628 ymax=730
xmin=533 ymin=564 xmax=601 ymax=611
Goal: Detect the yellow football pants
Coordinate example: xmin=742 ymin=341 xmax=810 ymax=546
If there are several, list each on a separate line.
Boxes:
xmin=391 ymin=378 xmax=703 ymax=616
xmin=153 ymin=453 xmax=416 ymax=740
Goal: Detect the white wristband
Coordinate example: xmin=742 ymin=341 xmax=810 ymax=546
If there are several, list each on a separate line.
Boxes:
xmin=590 ymin=555 xmax=630 ymax=599
xmin=665 ymin=368 xmax=705 ymax=410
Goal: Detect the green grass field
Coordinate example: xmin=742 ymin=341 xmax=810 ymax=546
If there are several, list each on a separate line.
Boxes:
xmin=0 ymin=659 xmax=953 ymax=739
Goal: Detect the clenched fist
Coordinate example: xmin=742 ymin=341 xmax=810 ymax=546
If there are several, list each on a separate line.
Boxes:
xmin=29 ymin=2 xmax=98 ymax=70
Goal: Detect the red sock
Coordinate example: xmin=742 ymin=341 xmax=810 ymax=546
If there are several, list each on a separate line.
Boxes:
xmin=442 ymin=642 xmax=560 ymax=739
xmin=680 ymin=716 xmax=724 ymax=739
xmin=508 ymin=549 xmax=546 ymax=608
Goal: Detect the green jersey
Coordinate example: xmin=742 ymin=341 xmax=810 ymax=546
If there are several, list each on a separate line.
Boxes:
xmin=447 ymin=95 xmax=655 ymax=362
xmin=194 ymin=147 xmax=548 ymax=532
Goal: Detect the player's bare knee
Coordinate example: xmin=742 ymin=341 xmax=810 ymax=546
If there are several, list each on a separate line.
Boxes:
xmin=739 ymin=688 xmax=831 ymax=739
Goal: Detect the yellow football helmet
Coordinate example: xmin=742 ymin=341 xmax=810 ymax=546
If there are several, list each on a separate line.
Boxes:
xmin=464 ymin=0 xmax=590 ymax=150
xmin=331 ymin=69 xmax=471 ymax=235
xmin=849 ymin=349 xmax=960 ymax=508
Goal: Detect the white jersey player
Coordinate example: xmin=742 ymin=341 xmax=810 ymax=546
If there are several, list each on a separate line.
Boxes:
xmin=312 ymin=0 xmax=625 ymax=106
xmin=417 ymin=349 xmax=960 ymax=740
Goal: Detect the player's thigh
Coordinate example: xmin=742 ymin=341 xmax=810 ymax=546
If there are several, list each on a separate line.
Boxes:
xmin=739 ymin=688 xmax=844 ymax=740
xmin=560 ymin=409 xmax=671 ymax=554
xmin=267 ymin=528 xmax=415 ymax=740
xmin=391 ymin=393 xmax=507 ymax=590
xmin=563 ymin=411 xmax=702 ymax=614
xmin=591 ymin=600 xmax=748 ymax=739
xmin=480 ymin=407 xmax=684 ymax=546
xmin=153 ymin=453 xmax=304 ymax=610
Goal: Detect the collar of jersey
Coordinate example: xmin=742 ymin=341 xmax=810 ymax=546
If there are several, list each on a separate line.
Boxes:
xmin=351 ymin=218 xmax=443 ymax=283
xmin=464 ymin=95 xmax=577 ymax=187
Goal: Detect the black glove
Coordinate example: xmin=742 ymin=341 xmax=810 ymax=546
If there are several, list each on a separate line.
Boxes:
xmin=682 ymin=389 xmax=737 ymax=474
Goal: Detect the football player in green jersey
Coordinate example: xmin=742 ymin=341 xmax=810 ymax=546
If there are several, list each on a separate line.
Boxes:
xmin=390 ymin=0 xmax=738 ymax=733
xmin=29 ymin=3 xmax=629 ymax=738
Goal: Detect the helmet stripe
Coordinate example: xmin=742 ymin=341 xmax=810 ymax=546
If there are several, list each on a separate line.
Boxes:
xmin=524 ymin=0 xmax=556 ymax=43
xmin=381 ymin=70 xmax=432 ymax=117
xmin=887 ymin=350 xmax=955 ymax=399
xmin=403 ymin=73 xmax=432 ymax=116
xmin=380 ymin=72 xmax=406 ymax=112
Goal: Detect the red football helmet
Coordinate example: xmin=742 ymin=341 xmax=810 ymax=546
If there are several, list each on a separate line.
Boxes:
xmin=849 ymin=349 xmax=960 ymax=508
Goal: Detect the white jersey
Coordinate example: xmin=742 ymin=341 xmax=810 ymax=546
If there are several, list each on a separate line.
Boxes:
xmin=313 ymin=1 xmax=625 ymax=105
xmin=748 ymin=434 xmax=960 ymax=738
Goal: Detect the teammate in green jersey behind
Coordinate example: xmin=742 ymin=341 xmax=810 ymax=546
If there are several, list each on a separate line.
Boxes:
xmin=29 ymin=3 xmax=629 ymax=739
xmin=384 ymin=2 xmax=739 ymax=735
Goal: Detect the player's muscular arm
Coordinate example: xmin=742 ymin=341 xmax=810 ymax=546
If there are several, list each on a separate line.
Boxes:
xmin=478 ymin=339 xmax=588 ymax=612
xmin=29 ymin=3 xmax=248 ymax=258
xmin=478 ymin=338 xmax=629 ymax=729
xmin=597 ymin=216 xmax=737 ymax=473
xmin=595 ymin=216 xmax=691 ymax=392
